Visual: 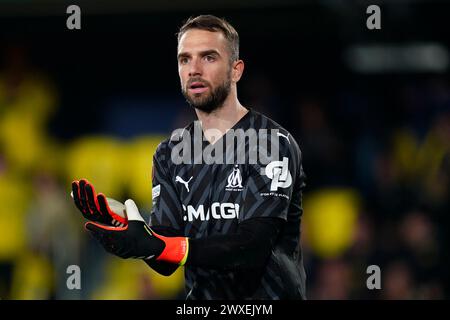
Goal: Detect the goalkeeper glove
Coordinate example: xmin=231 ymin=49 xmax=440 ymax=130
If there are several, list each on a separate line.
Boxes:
xmin=71 ymin=179 xmax=128 ymax=227
xmin=85 ymin=199 xmax=189 ymax=265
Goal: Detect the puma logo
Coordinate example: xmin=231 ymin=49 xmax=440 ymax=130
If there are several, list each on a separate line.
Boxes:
xmin=175 ymin=176 xmax=193 ymax=192
xmin=276 ymin=132 xmax=290 ymax=144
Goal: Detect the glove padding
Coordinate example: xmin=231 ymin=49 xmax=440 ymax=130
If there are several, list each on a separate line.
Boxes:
xmin=85 ymin=199 xmax=189 ymax=265
xmin=72 ymin=179 xmax=127 ymax=227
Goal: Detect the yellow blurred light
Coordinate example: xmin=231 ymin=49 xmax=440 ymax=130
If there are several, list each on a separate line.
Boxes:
xmin=0 ymin=174 xmax=31 ymax=261
xmin=147 ymin=264 xmax=185 ymax=299
xmin=10 ymin=251 xmax=54 ymax=300
xmin=92 ymin=257 xmax=184 ymax=300
xmin=303 ymin=188 xmax=360 ymax=258
xmin=126 ymin=136 xmax=167 ymax=209
xmin=0 ymin=112 xmax=48 ymax=173
xmin=64 ymin=136 xmax=126 ymax=199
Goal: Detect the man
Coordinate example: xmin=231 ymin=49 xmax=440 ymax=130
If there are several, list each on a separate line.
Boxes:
xmin=72 ymin=15 xmax=307 ymax=299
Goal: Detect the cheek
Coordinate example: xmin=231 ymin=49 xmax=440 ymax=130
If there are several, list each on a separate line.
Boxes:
xmin=178 ymin=69 xmax=188 ymax=85
xmin=209 ymin=65 xmax=229 ymax=85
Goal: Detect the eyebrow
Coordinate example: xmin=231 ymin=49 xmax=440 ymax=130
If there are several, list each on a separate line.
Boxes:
xmin=177 ymin=49 xmax=220 ymax=60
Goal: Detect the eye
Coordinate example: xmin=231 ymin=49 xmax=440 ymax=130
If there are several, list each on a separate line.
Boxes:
xmin=179 ymin=57 xmax=189 ymax=65
xmin=205 ymin=55 xmax=216 ymax=62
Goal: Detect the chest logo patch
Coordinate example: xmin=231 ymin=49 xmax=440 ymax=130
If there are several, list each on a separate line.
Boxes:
xmin=226 ymin=166 xmax=243 ymax=191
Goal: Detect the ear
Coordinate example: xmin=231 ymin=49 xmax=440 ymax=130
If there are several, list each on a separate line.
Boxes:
xmin=231 ymin=59 xmax=244 ymax=83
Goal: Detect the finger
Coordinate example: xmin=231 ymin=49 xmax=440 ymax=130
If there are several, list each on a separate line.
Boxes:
xmin=79 ymin=179 xmax=92 ymax=214
xmin=98 ymin=194 xmax=127 ymax=226
xmin=71 ymin=181 xmax=82 ymax=208
xmin=97 ymin=193 xmax=111 ymax=217
xmin=72 ymin=180 xmax=88 ymax=215
xmin=85 ymin=183 xmax=101 ymax=216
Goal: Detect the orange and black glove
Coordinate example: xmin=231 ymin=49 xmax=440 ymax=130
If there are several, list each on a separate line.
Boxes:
xmin=85 ymin=199 xmax=189 ymax=265
xmin=71 ymin=179 xmax=128 ymax=227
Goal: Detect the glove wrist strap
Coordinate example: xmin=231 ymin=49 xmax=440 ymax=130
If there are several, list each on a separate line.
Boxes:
xmin=154 ymin=234 xmax=189 ymax=265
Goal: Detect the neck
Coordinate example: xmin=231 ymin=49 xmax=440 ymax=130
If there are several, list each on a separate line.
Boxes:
xmin=195 ymin=87 xmax=248 ymax=143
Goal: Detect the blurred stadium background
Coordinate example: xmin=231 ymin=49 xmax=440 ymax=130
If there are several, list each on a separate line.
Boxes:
xmin=0 ymin=0 xmax=449 ymax=299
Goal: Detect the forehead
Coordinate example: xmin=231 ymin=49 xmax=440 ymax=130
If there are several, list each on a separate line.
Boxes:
xmin=178 ymin=29 xmax=228 ymax=55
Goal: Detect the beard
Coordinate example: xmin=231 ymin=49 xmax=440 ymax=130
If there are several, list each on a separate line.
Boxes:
xmin=182 ymin=75 xmax=231 ymax=114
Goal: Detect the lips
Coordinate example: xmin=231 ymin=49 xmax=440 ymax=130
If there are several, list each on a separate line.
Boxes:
xmin=188 ymin=81 xmax=209 ymax=94
xmin=189 ymin=87 xmax=208 ymax=94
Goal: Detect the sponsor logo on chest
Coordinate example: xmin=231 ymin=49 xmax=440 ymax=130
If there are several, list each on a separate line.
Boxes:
xmin=182 ymin=203 xmax=240 ymax=222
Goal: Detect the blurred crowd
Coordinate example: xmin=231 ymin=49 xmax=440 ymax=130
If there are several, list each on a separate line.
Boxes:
xmin=287 ymin=79 xmax=449 ymax=299
xmin=0 ymin=44 xmax=184 ymax=299
xmin=0 ymin=41 xmax=448 ymax=299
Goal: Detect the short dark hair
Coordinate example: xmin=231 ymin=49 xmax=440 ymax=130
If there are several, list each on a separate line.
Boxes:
xmin=177 ymin=15 xmax=240 ymax=63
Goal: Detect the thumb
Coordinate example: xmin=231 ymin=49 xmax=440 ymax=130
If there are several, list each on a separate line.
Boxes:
xmin=124 ymin=199 xmax=145 ymax=223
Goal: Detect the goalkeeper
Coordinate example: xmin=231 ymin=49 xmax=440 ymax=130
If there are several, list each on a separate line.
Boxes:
xmin=72 ymin=15 xmax=307 ymax=300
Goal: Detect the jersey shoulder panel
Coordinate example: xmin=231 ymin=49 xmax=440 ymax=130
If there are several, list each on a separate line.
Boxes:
xmin=251 ymin=110 xmax=303 ymax=170
xmin=153 ymin=121 xmax=196 ymax=162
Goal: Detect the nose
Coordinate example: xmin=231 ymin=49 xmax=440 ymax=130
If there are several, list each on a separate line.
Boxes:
xmin=188 ymin=57 xmax=202 ymax=77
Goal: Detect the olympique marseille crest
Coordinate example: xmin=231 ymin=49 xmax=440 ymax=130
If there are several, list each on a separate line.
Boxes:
xmin=226 ymin=165 xmax=244 ymax=192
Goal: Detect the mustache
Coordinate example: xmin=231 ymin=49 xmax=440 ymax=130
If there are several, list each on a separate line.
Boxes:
xmin=186 ymin=78 xmax=211 ymax=88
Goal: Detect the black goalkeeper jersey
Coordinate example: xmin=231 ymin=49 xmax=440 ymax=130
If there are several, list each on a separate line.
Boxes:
xmin=149 ymin=108 xmax=306 ymax=300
